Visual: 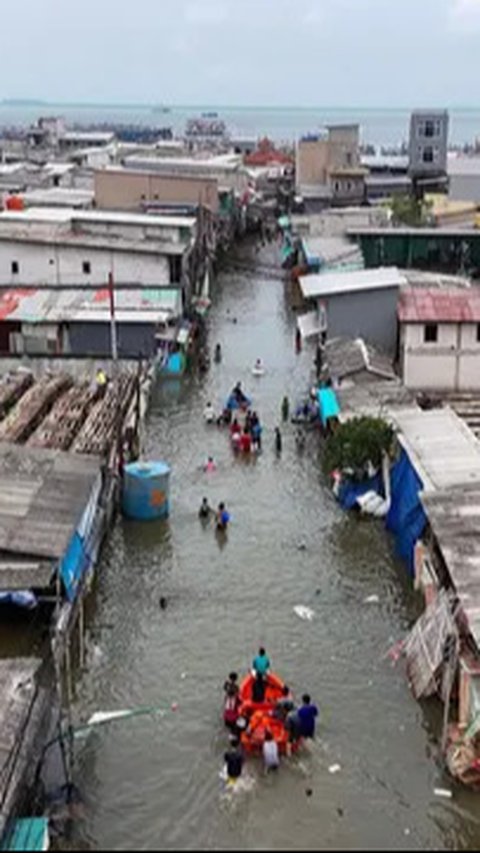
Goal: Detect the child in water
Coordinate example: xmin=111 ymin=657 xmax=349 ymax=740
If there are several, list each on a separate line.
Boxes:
xmin=204 ymin=456 xmax=217 ymax=473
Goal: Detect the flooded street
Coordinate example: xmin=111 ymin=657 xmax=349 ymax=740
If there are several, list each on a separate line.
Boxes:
xmin=73 ymin=251 xmax=480 ymax=851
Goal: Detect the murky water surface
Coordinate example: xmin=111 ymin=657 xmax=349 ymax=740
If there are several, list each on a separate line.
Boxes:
xmin=70 ymin=251 xmax=480 ymax=850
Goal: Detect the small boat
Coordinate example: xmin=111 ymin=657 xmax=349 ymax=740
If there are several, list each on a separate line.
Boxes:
xmin=252 ymin=360 xmax=265 ymax=377
xmin=226 ymin=394 xmax=252 ymax=412
xmin=235 ymin=673 xmax=302 ymax=756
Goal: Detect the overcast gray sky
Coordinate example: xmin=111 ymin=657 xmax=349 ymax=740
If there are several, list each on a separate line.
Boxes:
xmin=4 ymin=0 xmax=480 ymax=106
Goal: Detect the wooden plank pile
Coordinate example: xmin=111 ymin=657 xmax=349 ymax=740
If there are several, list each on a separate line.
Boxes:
xmin=0 ymin=375 xmax=72 ymax=444
xmin=73 ymin=374 xmax=136 ymax=457
xmin=0 ymin=372 xmax=34 ymax=421
xmin=28 ymin=383 xmax=96 ymax=452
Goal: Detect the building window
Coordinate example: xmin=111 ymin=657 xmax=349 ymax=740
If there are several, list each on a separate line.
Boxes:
xmin=346 ymin=151 xmax=352 ymax=166
xmin=423 ymin=146 xmax=434 ymax=164
xmin=424 ymin=323 xmax=438 ymax=343
xmin=168 ymin=255 xmax=182 ymax=284
xmin=11 ymin=261 xmax=19 ymax=275
xmin=82 ymin=261 xmax=91 ymax=275
xmin=425 ymin=120 xmax=435 ymax=138
xmin=476 ymin=324 xmax=480 ymax=343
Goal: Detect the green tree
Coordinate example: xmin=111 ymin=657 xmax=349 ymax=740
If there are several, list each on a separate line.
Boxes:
xmin=324 ymin=416 xmax=395 ymax=481
xmin=389 ymin=193 xmax=431 ymax=227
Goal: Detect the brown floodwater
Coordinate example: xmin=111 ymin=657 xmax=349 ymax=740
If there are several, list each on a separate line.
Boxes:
xmin=66 ymin=249 xmax=480 ymax=850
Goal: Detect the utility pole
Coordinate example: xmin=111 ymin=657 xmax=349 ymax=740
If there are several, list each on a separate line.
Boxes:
xmin=108 ymin=271 xmax=118 ymax=367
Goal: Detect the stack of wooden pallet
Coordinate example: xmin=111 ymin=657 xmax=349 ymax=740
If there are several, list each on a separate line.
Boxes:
xmin=0 ymin=375 xmax=71 ymax=444
xmin=0 ymin=372 xmax=34 ymax=421
xmin=72 ymin=374 xmax=135 ymax=457
xmin=28 ymin=383 xmax=96 ymax=452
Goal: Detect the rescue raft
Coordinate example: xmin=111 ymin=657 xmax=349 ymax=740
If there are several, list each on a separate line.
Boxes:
xmin=236 ymin=673 xmax=302 ymax=755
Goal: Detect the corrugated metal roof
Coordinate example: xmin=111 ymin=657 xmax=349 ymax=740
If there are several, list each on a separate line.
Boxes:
xmin=299 ymin=266 xmax=406 ymax=300
xmin=0 ymin=287 xmax=181 ymax=324
xmin=398 ymin=286 xmax=480 ymax=323
xmin=302 ymin=236 xmax=363 ymax=266
xmin=348 ymin=226 xmax=480 ymax=237
xmin=391 ymin=407 xmax=480 ymax=492
xmin=21 ymin=188 xmax=94 ymax=208
xmin=0 ymin=442 xmax=99 ymax=560
xmin=421 ymin=491 xmax=480 ymax=649
xmin=325 ymin=337 xmax=396 ymax=380
xmin=0 ymin=207 xmax=196 ymax=229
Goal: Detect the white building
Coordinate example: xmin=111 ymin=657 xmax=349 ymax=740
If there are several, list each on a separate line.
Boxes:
xmin=0 ymin=207 xmax=197 ymax=288
xmin=398 ymin=286 xmax=480 ymax=391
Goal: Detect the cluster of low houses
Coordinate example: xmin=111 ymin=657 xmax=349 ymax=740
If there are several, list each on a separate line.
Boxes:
xmin=0 ymin=115 xmax=298 ymax=847
xmin=290 ymin=199 xmax=480 ymax=787
xmin=7 ymin=108 xmax=480 ymax=842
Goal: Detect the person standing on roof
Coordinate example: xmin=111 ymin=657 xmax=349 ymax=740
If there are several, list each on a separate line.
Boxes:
xmin=95 ymin=367 xmax=108 ymax=399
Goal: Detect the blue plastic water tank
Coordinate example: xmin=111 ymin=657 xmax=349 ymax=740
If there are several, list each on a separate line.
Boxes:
xmin=122 ymin=461 xmax=171 ymax=521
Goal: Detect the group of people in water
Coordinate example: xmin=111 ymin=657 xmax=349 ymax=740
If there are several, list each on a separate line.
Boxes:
xmin=222 ymin=649 xmax=319 ymax=783
xmin=199 ymin=497 xmax=230 ymax=532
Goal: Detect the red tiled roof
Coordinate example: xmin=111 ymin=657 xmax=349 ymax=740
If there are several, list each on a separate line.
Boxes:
xmin=398 ymin=287 xmax=480 ymax=323
xmin=245 ymin=150 xmax=293 ymax=166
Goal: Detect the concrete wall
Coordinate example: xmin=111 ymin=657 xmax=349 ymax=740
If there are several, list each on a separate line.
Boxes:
xmin=330 ymin=175 xmax=365 ymax=203
xmin=320 ymin=287 xmax=399 ymax=352
xmin=327 ymin=126 xmax=360 ymax=170
xmin=0 ymin=241 xmax=170 ymax=286
xmin=95 ymin=170 xmax=219 ymax=213
xmin=296 ymin=140 xmax=329 ymax=186
xmin=449 ymin=173 xmax=480 ymax=203
xmin=401 ymin=321 xmax=480 ymax=390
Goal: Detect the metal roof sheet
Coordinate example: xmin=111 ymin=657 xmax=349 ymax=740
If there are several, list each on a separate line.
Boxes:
xmin=421 ymin=490 xmax=480 ymax=649
xmin=0 ymin=442 xmax=99 ymax=560
xmin=398 ymin=286 xmax=480 ymax=323
xmin=0 ymin=287 xmax=182 ymax=324
xmin=390 ymin=407 xmax=480 ymax=492
xmin=299 ymin=266 xmax=406 ymax=300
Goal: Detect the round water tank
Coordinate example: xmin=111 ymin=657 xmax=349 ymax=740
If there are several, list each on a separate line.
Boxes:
xmin=122 ymin=461 xmax=171 ymax=521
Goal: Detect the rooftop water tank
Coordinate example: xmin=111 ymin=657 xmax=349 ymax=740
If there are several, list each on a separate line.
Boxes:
xmin=122 ymin=461 xmax=171 ymax=521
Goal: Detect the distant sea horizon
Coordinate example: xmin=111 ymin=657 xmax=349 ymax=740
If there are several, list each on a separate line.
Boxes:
xmin=1 ymin=101 xmax=480 ymax=147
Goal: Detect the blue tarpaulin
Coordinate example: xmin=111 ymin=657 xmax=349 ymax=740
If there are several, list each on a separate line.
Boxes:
xmin=386 ymin=449 xmax=427 ymax=575
xmin=336 ymin=449 xmax=427 ymax=575
xmin=0 ymin=592 xmax=37 ymax=610
xmin=338 ymin=472 xmax=382 ymax=510
xmin=60 ymin=531 xmax=89 ymax=602
xmin=317 ymin=388 xmax=341 ymax=428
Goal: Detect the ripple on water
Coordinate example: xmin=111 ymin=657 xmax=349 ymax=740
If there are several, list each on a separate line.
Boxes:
xmin=73 ymin=254 xmax=466 ymax=851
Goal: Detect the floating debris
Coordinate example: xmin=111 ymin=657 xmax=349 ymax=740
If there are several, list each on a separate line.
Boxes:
xmin=434 ymin=788 xmax=453 ymax=799
xmin=294 ymin=605 xmax=315 ymax=621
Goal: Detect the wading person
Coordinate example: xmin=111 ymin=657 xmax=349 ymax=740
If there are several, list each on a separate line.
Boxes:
xmin=224 ymin=737 xmax=244 ymax=785
xmin=263 ymin=730 xmax=280 ymax=772
xmin=216 ymin=502 xmax=230 ymax=531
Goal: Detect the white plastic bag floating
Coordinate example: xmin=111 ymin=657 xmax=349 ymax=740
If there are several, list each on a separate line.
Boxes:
xmin=294 ymin=605 xmax=315 ymax=621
